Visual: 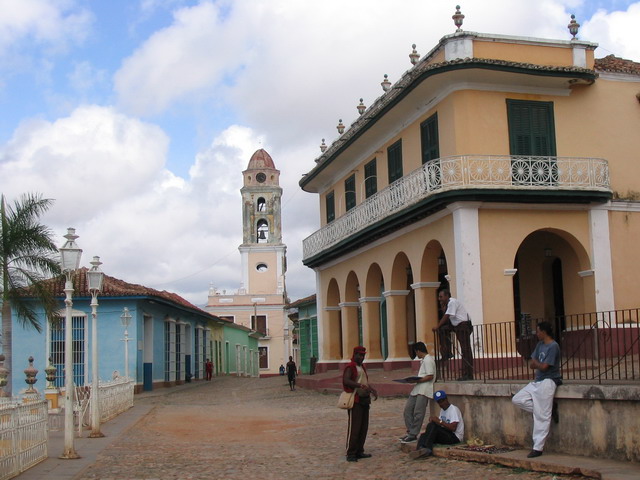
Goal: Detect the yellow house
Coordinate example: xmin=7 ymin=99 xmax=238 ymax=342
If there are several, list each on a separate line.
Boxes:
xmin=299 ymin=13 xmax=640 ymax=373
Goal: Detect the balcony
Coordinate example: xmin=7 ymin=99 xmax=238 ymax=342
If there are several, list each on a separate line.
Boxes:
xmin=302 ymin=155 xmax=610 ymax=264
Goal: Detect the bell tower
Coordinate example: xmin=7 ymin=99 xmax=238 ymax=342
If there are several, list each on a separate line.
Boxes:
xmin=239 ymin=149 xmax=287 ymax=295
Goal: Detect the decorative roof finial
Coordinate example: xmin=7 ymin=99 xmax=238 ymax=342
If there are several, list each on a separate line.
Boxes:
xmin=320 ymin=139 xmax=327 ymax=152
xmin=452 ymin=5 xmax=464 ymax=32
xmin=568 ymin=14 xmax=580 ymax=40
xmin=337 ymin=119 xmax=345 ymax=135
xmin=409 ymin=44 xmax=420 ymax=65
xmin=381 ymin=74 xmax=391 ymax=92
xmin=357 ymin=98 xmax=366 ymax=115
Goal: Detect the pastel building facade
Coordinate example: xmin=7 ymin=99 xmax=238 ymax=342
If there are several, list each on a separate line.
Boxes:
xmin=7 ymin=269 xmax=259 ymax=395
xmin=299 ymin=17 xmax=640 ymax=372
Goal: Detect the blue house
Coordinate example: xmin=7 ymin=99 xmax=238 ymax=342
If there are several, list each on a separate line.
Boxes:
xmin=8 ymin=269 xmax=260 ymax=394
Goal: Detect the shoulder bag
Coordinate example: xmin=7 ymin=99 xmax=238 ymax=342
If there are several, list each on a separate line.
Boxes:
xmin=337 ymin=390 xmax=355 ymax=409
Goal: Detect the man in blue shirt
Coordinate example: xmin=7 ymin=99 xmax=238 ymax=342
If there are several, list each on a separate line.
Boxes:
xmin=512 ymin=321 xmax=561 ymax=458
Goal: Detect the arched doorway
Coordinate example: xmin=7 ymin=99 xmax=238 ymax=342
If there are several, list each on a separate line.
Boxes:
xmin=513 ymin=229 xmax=592 ymax=339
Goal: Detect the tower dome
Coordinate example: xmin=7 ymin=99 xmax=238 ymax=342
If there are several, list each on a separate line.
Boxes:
xmin=247 ymin=149 xmax=276 ymax=170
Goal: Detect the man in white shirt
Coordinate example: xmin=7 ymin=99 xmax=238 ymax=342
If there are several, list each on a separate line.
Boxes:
xmin=435 ymin=289 xmax=474 ymax=381
xmin=410 ymin=390 xmax=464 ymax=459
xmin=400 ymin=342 xmax=436 ymax=443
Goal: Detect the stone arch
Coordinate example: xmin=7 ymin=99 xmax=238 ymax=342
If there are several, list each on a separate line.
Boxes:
xmin=389 ymin=252 xmax=414 ymax=359
xmin=513 ymin=228 xmax=594 ymax=339
xmin=324 ymin=278 xmax=342 ymax=360
xmin=363 ymin=264 xmax=384 ymax=360
xmin=415 ymin=239 xmax=448 ymax=346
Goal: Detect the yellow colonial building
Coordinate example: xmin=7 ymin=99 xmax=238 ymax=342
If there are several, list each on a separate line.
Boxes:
xmin=300 ymin=13 xmax=640 ymax=373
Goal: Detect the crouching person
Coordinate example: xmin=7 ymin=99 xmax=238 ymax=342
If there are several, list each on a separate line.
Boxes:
xmin=410 ymin=390 xmax=464 ymax=459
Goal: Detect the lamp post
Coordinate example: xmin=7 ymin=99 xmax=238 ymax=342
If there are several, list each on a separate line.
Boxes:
xmin=58 ymin=228 xmax=82 ymax=459
xmin=120 ymin=307 xmax=132 ymax=380
xmin=87 ymin=256 xmax=104 ymax=438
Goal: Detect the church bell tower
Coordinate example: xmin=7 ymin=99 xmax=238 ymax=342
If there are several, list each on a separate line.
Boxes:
xmin=239 ymin=149 xmax=287 ymax=296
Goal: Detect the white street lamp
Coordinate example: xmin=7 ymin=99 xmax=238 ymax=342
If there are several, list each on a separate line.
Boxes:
xmin=58 ymin=228 xmax=82 ymax=459
xmin=87 ymin=256 xmax=104 ymax=438
xmin=120 ymin=307 xmax=132 ymax=380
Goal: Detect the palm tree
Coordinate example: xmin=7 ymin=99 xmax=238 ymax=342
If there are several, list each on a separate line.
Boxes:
xmin=1 ymin=193 xmax=61 ymax=395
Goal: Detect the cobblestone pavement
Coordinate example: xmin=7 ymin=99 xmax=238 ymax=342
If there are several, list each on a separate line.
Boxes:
xmin=78 ymin=376 xmax=582 ymax=480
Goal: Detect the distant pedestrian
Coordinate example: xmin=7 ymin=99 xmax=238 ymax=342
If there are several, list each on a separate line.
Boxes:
xmin=400 ymin=342 xmax=436 ymax=444
xmin=286 ymin=356 xmax=297 ymax=391
xmin=205 ymin=359 xmax=213 ymax=381
xmin=410 ymin=390 xmax=464 ymax=459
xmin=434 ymin=289 xmax=474 ymax=380
xmin=342 ymin=346 xmax=378 ymax=462
xmin=279 ymin=364 xmax=285 ymax=376
xmin=512 ymin=321 xmax=561 ymax=458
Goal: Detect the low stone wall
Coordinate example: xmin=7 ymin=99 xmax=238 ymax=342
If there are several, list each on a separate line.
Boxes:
xmin=437 ymin=382 xmax=640 ymax=463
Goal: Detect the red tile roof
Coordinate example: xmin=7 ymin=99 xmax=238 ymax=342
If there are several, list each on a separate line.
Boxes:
xmin=23 ymin=268 xmax=229 ymax=323
xmin=595 ymin=55 xmax=640 ymax=75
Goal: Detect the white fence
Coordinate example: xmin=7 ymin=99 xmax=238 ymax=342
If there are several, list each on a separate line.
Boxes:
xmin=0 ymin=398 xmax=48 ymax=480
xmin=56 ymin=377 xmax=135 ymax=433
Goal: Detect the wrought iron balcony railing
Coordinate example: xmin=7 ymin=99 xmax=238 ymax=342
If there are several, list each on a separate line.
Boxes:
xmin=303 ymin=155 xmax=610 ymax=261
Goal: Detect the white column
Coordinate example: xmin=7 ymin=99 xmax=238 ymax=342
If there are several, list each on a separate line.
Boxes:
xmin=589 ymin=206 xmax=615 ymax=312
xmin=450 ymin=203 xmax=484 ymax=324
xmin=314 ymin=269 xmax=325 ymax=361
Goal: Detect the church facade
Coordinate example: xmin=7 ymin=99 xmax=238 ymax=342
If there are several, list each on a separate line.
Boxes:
xmin=206 ymin=149 xmax=292 ymax=376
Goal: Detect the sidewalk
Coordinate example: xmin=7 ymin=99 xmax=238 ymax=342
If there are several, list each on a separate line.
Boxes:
xmin=16 ymin=381 xmax=203 ymax=480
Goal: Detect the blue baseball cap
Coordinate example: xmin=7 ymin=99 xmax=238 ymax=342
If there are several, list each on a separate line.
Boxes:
xmin=434 ymin=390 xmax=447 ymax=401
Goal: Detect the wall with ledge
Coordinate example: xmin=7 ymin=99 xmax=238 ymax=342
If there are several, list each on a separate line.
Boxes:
xmin=435 ymin=382 xmax=640 ymax=463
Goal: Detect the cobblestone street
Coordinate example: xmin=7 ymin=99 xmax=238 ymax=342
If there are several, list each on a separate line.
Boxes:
xmin=74 ymin=376 xmax=583 ymax=480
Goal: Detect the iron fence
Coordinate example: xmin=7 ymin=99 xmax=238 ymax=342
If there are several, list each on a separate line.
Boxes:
xmin=435 ymin=308 xmax=640 ymax=384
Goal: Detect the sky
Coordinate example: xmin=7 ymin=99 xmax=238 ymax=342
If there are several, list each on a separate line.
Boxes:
xmin=0 ymin=0 xmax=638 ymax=307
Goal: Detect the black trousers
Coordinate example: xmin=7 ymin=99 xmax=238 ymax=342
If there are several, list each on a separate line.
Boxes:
xmin=346 ymin=402 xmax=370 ymax=457
xmin=417 ymin=421 xmax=459 ymax=450
xmin=439 ymin=321 xmax=474 ymax=378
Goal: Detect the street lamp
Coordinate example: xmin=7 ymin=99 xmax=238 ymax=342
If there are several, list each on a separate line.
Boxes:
xmin=58 ymin=228 xmax=82 ymax=459
xmin=120 ymin=307 xmax=132 ymax=380
xmin=87 ymin=256 xmax=104 ymax=438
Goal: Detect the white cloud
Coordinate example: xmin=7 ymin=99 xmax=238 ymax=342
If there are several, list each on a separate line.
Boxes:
xmin=581 ymin=3 xmax=640 ymax=60
xmin=114 ymin=1 xmax=248 ymax=116
xmin=0 ymin=0 xmax=92 ymax=57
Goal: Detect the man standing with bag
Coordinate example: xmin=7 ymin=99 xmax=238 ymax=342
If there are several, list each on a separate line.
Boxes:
xmin=512 ymin=321 xmax=561 ymax=458
xmin=435 ymin=289 xmax=474 ymax=380
xmin=400 ymin=342 xmax=436 ymax=443
xmin=342 ymin=346 xmax=378 ymax=462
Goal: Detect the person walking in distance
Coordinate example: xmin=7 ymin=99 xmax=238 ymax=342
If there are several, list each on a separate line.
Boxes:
xmin=286 ymin=356 xmax=297 ymax=391
xmin=512 ymin=321 xmax=562 ymax=458
xmin=400 ymin=342 xmax=436 ymax=444
xmin=205 ymin=359 xmax=213 ymax=381
xmin=434 ymin=289 xmax=474 ymax=381
xmin=343 ymin=346 xmax=378 ymax=462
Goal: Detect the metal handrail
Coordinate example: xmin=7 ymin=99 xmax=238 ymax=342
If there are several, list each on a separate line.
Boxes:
xmin=434 ymin=308 xmax=639 ymax=384
xmin=303 ymin=155 xmax=610 ymax=260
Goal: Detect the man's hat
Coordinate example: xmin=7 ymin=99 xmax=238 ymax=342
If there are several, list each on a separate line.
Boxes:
xmin=434 ymin=390 xmax=447 ymax=401
xmin=353 ymin=346 xmax=367 ymax=354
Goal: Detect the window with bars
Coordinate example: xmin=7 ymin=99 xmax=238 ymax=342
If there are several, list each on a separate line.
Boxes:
xmin=421 ymin=113 xmax=439 ymax=164
xmin=251 ymin=315 xmax=267 ymax=335
xmin=164 ymin=321 xmax=176 ymax=382
xmin=326 ymin=191 xmax=335 ymax=223
xmin=364 ymin=159 xmax=377 ymax=198
xmin=258 ymin=346 xmax=269 ymax=369
xmin=195 ymin=328 xmax=201 ymax=379
xmin=175 ymin=323 xmax=182 ymax=382
xmin=387 ymin=140 xmax=403 ymax=183
xmin=49 ymin=315 xmax=86 ymax=387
